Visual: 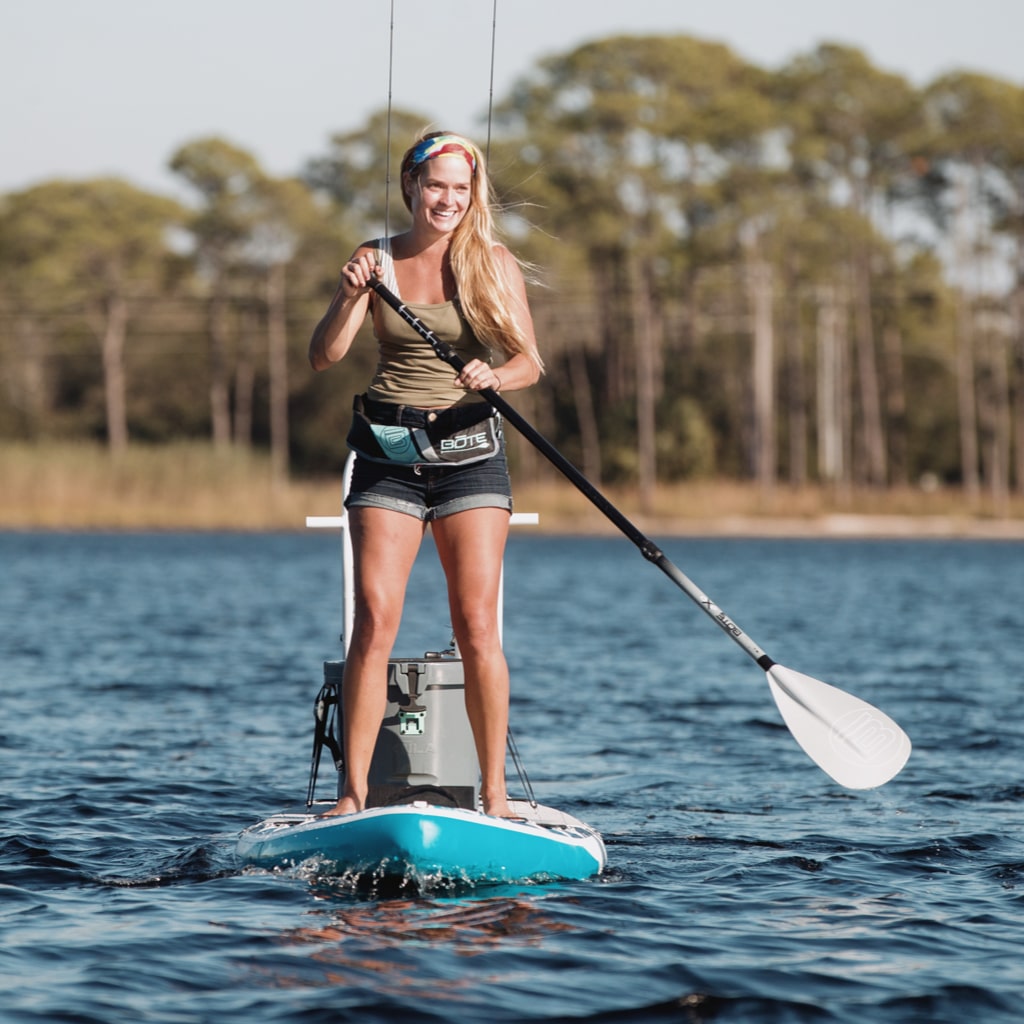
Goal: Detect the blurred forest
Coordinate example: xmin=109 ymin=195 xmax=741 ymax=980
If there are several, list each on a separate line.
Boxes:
xmin=3 ymin=35 xmax=1024 ymax=515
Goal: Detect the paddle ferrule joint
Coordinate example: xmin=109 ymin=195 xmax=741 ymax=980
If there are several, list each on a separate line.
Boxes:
xmin=639 ymin=540 xmax=664 ymax=563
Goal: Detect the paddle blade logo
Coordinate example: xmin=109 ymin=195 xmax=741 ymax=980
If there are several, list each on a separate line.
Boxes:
xmin=828 ymin=707 xmax=910 ymax=772
xmin=766 ymin=664 xmax=911 ymax=789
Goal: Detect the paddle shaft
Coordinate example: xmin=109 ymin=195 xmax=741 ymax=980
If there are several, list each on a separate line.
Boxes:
xmin=370 ymin=280 xmax=774 ymax=671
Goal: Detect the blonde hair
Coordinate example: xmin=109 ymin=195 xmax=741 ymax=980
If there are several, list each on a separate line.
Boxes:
xmin=401 ymin=131 xmax=542 ymax=369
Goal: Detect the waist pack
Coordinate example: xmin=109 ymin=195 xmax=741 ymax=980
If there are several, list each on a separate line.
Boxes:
xmin=346 ymin=394 xmax=501 ymax=466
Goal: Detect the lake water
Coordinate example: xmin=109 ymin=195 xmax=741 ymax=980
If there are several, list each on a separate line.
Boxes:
xmin=1 ymin=529 xmax=1023 ymax=1022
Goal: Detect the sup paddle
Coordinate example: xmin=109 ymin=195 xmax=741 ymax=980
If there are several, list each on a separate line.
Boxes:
xmin=369 ymin=279 xmax=911 ymax=789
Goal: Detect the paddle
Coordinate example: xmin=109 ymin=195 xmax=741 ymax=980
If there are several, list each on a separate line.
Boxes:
xmin=369 ymin=279 xmax=911 ymax=789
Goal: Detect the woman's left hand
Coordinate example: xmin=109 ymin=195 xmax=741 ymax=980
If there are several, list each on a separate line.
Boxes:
xmin=457 ymin=360 xmax=502 ymax=393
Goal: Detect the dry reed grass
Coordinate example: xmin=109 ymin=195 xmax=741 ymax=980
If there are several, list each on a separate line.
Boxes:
xmin=0 ymin=442 xmax=341 ymax=530
xmin=511 ymin=477 xmax=1024 ymax=537
xmin=2 ymin=441 xmax=1022 ymax=537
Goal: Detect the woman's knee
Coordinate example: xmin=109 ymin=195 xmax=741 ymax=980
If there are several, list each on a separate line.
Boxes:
xmin=452 ymin=611 xmax=501 ymax=657
xmin=350 ymin=601 xmax=402 ymax=650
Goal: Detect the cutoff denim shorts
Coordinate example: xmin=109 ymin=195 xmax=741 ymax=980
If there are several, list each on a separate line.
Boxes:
xmin=344 ymin=408 xmax=513 ymax=521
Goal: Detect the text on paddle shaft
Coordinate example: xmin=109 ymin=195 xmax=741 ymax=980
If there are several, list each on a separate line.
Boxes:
xmin=703 ymin=598 xmax=742 ymax=639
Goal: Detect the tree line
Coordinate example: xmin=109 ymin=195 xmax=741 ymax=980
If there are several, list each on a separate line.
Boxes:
xmin=2 ymin=36 xmax=1023 ymax=509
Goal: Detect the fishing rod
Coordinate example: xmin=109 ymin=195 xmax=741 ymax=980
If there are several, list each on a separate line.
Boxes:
xmin=368 ymin=277 xmax=912 ymax=791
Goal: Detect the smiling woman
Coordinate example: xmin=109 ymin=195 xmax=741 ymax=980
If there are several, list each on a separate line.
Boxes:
xmin=305 ymin=128 xmax=543 ymax=823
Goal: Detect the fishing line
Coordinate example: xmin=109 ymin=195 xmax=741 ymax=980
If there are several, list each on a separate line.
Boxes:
xmin=382 ymin=0 xmax=395 ymax=244
xmin=381 ymin=0 xmax=500 ymax=218
xmin=485 ymin=0 xmax=497 ymax=163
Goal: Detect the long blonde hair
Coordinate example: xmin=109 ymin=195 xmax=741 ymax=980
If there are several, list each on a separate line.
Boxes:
xmin=400 ymin=131 xmax=542 ymax=369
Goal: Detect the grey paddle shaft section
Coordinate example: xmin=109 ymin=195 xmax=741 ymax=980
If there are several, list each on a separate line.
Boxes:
xmin=370 ymin=280 xmax=774 ymax=671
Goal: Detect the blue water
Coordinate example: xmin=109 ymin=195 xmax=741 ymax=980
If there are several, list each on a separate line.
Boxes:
xmin=2 ymin=529 xmax=1023 ymax=1022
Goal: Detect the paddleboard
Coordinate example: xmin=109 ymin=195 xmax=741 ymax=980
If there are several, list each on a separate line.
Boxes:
xmin=237 ymin=798 xmax=606 ymax=884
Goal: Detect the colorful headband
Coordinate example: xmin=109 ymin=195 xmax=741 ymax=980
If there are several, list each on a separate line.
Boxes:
xmin=407 ymin=135 xmax=478 ymax=175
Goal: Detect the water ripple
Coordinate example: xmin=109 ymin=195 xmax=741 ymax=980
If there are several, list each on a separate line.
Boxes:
xmin=3 ymin=534 xmax=1024 ymax=1022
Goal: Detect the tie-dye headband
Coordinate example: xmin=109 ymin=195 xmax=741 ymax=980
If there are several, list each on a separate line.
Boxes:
xmin=407 ymin=134 xmax=478 ymax=175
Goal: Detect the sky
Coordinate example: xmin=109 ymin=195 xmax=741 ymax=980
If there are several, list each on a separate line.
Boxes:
xmin=4 ymin=0 xmax=1023 ymax=200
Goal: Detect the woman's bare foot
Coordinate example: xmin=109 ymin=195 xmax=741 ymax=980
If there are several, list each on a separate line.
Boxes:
xmin=318 ymin=795 xmax=363 ymax=818
xmin=482 ymin=792 xmax=516 ymax=819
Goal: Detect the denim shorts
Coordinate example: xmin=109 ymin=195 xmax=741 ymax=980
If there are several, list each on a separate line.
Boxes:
xmin=345 ymin=438 xmax=513 ymax=521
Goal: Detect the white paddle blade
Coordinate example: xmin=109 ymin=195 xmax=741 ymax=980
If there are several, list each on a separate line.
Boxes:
xmin=766 ymin=664 xmax=911 ymax=789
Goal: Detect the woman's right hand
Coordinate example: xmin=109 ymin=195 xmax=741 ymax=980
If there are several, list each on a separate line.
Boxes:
xmin=340 ymin=254 xmax=382 ymax=298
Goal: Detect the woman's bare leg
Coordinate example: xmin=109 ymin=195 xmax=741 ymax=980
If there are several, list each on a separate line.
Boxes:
xmin=322 ymin=506 xmax=425 ymax=816
xmin=432 ymin=507 xmax=513 ymax=817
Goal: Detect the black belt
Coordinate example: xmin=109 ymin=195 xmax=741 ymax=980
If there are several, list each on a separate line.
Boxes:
xmin=357 ymin=394 xmax=495 ymax=432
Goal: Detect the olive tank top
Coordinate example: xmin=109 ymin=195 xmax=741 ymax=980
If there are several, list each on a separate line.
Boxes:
xmin=366 ymin=238 xmax=493 ymax=408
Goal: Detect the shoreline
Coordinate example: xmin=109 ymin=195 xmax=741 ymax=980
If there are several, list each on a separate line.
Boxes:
xmin=566 ymin=512 xmax=1024 ymax=540
xmin=3 ymin=512 xmax=1023 ymax=540
xmin=3 ymin=441 xmax=1023 ymax=539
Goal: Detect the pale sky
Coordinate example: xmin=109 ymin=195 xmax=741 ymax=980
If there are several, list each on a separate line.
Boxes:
xmin=4 ymin=0 xmax=1022 ymax=199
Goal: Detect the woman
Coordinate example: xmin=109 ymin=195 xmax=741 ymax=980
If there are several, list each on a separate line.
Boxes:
xmin=308 ymin=130 xmax=542 ymax=820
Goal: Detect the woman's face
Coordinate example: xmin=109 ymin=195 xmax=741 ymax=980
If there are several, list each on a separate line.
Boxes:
xmin=406 ymin=154 xmax=473 ymax=233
